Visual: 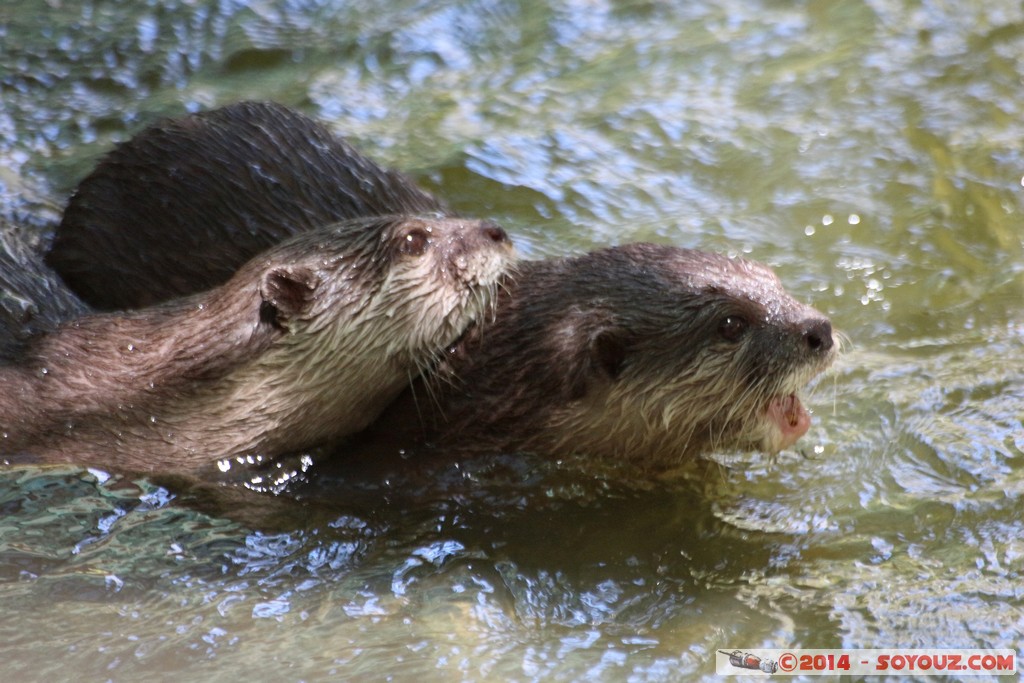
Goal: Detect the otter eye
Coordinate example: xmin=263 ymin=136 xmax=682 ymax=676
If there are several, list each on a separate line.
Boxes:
xmin=718 ymin=315 xmax=748 ymax=342
xmin=401 ymin=229 xmax=430 ymax=256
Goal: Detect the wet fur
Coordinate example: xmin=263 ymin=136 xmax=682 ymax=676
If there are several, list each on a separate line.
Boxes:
xmin=48 ymin=101 xmax=447 ymax=309
xmin=0 ymin=216 xmax=512 ymax=474
xmin=0 ymin=224 xmax=88 ymax=357
xmin=40 ymin=101 xmax=835 ymax=469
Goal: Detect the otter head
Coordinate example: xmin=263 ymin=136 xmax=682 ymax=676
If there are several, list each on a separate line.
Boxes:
xmin=472 ymin=243 xmax=837 ymax=468
xmin=365 ymin=216 xmax=514 ymax=365
xmin=232 ymin=215 xmax=515 ymax=445
xmin=255 ymin=215 xmax=513 ymax=351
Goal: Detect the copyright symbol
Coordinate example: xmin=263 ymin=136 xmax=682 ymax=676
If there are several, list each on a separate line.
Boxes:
xmin=778 ymin=652 xmax=797 ymax=672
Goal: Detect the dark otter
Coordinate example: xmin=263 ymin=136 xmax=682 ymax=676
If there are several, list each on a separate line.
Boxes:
xmin=359 ymin=243 xmax=835 ymax=468
xmin=1 ymin=215 xmax=513 ymax=474
xmin=47 ymin=101 xmax=447 ymax=310
xmin=0 ymin=221 xmax=87 ymax=358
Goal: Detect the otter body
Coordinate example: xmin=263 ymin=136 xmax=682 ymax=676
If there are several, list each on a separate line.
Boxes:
xmin=1 ymin=216 xmax=512 ymax=473
xmin=48 ymin=101 xmax=447 ymax=309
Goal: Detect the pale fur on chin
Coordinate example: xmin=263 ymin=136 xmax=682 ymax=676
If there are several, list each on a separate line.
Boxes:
xmin=544 ymin=330 xmax=840 ymax=468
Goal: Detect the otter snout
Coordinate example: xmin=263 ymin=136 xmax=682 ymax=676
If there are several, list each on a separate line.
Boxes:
xmin=436 ymin=219 xmax=515 ymax=287
xmin=801 ymin=317 xmax=834 ymax=355
xmin=479 ymin=220 xmax=510 ymax=246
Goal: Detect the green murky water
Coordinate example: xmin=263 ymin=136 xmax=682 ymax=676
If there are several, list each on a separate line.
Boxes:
xmin=1 ymin=0 xmax=1022 ymax=680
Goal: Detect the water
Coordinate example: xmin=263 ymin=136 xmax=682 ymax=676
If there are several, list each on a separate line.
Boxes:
xmin=2 ymin=0 xmax=1023 ymax=680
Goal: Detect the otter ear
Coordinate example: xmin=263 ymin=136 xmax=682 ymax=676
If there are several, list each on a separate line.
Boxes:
xmin=564 ymin=312 xmax=629 ymax=400
xmin=259 ymin=266 xmax=320 ymax=331
xmin=592 ymin=329 xmax=629 ymax=380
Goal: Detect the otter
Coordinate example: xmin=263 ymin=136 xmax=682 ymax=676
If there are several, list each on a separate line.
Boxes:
xmin=1 ymin=215 xmax=513 ymax=474
xmin=355 ymin=243 xmax=835 ymax=468
xmin=0 ymin=221 xmax=87 ymax=358
xmin=47 ymin=101 xmax=447 ymax=310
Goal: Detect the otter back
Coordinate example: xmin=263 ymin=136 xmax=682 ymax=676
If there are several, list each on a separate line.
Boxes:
xmin=48 ymin=101 xmax=448 ymax=309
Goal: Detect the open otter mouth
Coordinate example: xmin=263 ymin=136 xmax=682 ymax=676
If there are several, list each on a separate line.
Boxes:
xmin=766 ymin=393 xmax=812 ymax=451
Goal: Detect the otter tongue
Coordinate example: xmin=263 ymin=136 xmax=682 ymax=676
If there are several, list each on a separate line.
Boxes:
xmin=768 ymin=394 xmax=811 ymax=449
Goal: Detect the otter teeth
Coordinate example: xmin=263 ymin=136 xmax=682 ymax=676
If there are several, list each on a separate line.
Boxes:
xmin=781 ymin=394 xmax=803 ymax=427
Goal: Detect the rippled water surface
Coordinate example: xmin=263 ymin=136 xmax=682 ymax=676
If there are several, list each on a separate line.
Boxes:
xmin=2 ymin=0 xmax=1023 ymax=680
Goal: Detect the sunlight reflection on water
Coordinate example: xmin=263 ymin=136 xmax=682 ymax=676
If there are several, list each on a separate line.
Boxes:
xmin=1 ymin=0 xmax=1023 ymax=679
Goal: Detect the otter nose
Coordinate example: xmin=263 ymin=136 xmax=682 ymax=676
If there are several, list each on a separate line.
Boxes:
xmin=803 ymin=318 xmax=834 ymax=354
xmin=479 ymin=221 xmax=509 ymax=245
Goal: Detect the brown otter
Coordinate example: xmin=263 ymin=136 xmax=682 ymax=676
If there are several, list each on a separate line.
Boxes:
xmin=1 ymin=215 xmax=513 ymax=474
xmin=47 ymin=101 xmax=448 ymax=310
xmin=356 ymin=243 xmax=835 ymax=468
xmin=0 ymin=221 xmax=88 ymax=358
